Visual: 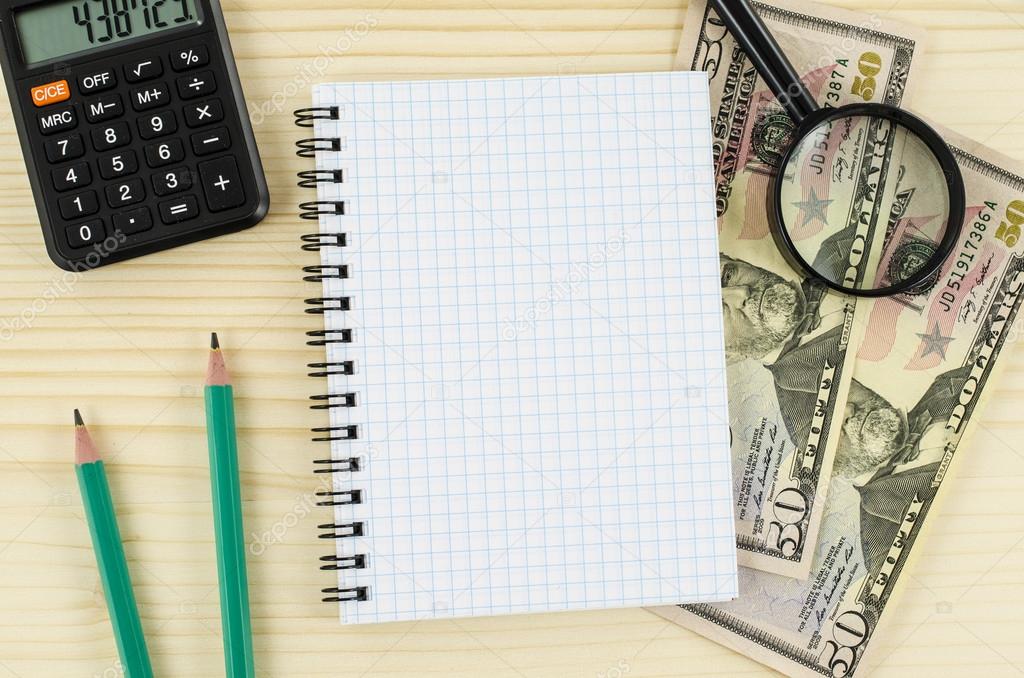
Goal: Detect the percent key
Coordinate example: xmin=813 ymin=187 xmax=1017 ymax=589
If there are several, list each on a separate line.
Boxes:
xmin=172 ymin=45 xmax=209 ymax=71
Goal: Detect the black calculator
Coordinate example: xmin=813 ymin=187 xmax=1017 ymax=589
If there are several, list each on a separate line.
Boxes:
xmin=0 ymin=0 xmax=268 ymax=270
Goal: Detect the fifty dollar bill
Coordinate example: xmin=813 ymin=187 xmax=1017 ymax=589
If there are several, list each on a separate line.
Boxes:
xmin=654 ymin=121 xmax=1024 ymax=675
xmin=675 ymin=0 xmax=926 ymax=576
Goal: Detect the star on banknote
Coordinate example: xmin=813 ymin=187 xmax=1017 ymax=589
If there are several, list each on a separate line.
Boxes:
xmin=792 ymin=187 xmax=833 ymax=228
xmin=916 ymin=322 xmax=955 ymax=359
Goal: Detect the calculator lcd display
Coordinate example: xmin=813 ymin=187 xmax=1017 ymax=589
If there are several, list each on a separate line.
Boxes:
xmin=15 ymin=0 xmax=203 ymax=65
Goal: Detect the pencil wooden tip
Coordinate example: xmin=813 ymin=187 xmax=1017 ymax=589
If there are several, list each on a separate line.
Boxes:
xmin=206 ymin=335 xmax=230 ymax=386
xmin=74 ymin=414 xmax=100 ymax=465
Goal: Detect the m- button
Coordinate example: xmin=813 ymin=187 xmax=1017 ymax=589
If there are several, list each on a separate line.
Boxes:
xmin=30 ymin=80 xmax=70 ymax=107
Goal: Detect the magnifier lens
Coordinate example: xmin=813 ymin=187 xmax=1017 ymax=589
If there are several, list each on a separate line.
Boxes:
xmin=777 ymin=113 xmax=952 ymax=293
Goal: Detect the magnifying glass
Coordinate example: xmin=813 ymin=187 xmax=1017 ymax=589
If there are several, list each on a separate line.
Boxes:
xmin=710 ymin=0 xmax=966 ymax=297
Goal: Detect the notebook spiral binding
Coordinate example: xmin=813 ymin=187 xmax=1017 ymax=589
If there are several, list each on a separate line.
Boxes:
xmin=295 ymin=105 xmax=370 ymax=605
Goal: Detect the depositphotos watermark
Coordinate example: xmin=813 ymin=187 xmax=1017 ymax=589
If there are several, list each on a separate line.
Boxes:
xmin=249 ymin=445 xmax=378 ymax=557
xmin=249 ymin=483 xmax=325 ymax=557
xmin=249 ymin=15 xmax=379 ymax=127
xmin=597 ymin=659 xmax=631 ymax=678
xmin=502 ymin=230 xmax=631 ymax=341
xmin=249 ymin=442 xmax=381 ymax=555
xmin=0 ymin=229 xmax=127 ymax=342
xmin=93 ymin=659 xmax=123 ymax=678
xmin=771 ymin=15 xmax=887 ymax=115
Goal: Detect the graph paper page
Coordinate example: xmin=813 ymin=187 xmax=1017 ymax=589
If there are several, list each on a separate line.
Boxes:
xmin=311 ymin=73 xmax=736 ymax=624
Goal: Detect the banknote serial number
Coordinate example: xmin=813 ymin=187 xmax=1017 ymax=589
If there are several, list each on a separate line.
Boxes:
xmin=941 ymin=200 xmax=1024 ymax=308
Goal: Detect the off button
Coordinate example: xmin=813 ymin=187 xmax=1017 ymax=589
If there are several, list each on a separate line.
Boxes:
xmin=30 ymin=79 xmax=70 ymax=107
xmin=79 ymin=69 xmax=116 ymax=94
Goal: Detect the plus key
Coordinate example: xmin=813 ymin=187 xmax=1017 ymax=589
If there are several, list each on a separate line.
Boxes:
xmin=199 ymin=156 xmax=245 ymax=212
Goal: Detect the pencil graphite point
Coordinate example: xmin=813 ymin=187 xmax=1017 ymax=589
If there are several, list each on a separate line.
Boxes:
xmin=206 ymin=333 xmax=230 ymax=386
xmin=74 ymin=411 xmax=101 ymax=465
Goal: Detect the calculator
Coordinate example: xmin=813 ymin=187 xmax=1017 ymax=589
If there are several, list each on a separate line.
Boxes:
xmin=0 ymin=0 xmax=268 ymax=270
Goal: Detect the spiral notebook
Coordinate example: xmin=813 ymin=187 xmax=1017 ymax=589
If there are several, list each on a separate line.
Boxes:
xmin=295 ymin=72 xmax=737 ymax=624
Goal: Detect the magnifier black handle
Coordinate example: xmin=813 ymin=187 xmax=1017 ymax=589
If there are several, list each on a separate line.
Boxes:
xmin=709 ymin=0 xmax=819 ymax=122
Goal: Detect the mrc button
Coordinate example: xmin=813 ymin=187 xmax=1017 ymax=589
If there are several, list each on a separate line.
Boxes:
xmin=38 ymin=105 xmax=77 ymax=134
xmin=31 ymin=80 xmax=70 ymax=107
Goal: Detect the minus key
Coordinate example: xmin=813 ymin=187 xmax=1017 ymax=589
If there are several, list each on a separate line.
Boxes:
xmin=191 ymin=127 xmax=230 ymax=155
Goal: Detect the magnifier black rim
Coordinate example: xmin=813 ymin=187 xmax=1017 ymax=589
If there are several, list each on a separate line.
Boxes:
xmin=770 ymin=103 xmax=966 ymax=298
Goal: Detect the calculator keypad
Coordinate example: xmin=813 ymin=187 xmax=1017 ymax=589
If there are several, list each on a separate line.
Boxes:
xmin=19 ymin=34 xmax=263 ymax=263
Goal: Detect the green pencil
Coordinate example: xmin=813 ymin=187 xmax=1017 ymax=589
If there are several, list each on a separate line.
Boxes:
xmin=74 ymin=410 xmax=153 ymax=678
xmin=205 ymin=333 xmax=255 ymax=678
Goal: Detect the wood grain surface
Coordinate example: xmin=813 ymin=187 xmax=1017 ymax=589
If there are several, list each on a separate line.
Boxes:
xmin=0 ymin=1 xmax=1022 ymax=676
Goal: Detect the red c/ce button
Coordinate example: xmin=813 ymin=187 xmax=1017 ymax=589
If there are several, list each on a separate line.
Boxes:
xmin=31 ymin=80 xmax=70 ymax=107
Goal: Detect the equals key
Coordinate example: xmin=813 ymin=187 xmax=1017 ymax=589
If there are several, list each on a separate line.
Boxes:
xmin=159 ymin=195 xmax=199 ymax=224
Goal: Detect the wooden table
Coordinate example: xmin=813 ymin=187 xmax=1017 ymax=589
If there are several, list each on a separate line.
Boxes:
xmin=0 ymin=1 xmax=1022 ymax=675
